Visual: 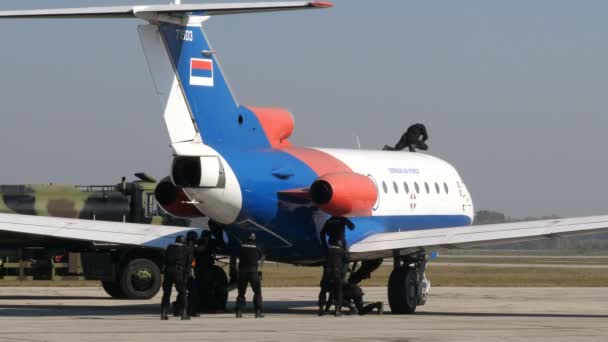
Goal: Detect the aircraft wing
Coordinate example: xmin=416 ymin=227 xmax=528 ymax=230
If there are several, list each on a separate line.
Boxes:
xmin=350 ymin=215 xmax=608 ymax=259
xmin=0 ymin=2 xmax=331 ymax=19
xmin=0 ymin=213 xmax=198 ymax=249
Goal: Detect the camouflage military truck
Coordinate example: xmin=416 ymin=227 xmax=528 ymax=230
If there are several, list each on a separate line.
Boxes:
xmin=0 ymin=173 xmax=191 ymax=299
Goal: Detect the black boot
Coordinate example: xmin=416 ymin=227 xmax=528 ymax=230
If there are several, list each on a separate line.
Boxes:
xmin=172 ymin=301 xmax=180 ymax=317
xmin=181 ymin=314 xmax=191 ymax=320
xmin=235 ymin=310 xmax=243 ymax=318
xmin=160 ymin=306 xmax=169 ymax=321
xmin=318 ymin=306 xmax=325 ymax=316
xmin=255 ymin=310 xmax=264 ymax=318
xmin=334 ymin=307 xmax=343 ymax=317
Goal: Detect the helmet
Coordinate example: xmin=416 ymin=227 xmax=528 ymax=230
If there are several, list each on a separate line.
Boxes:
xmin=175 ymin=235 xmax=184 ymax=243
xmin=248 ymin=233 xmax=256 ymax=241
xmin=200 ymin=230 xmax=212 ymax=239
xmin=186 ymin=231 xmax=198 ymax=242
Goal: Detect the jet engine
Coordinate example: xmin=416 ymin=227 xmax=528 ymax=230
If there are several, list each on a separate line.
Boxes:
xmin=309 ymin=172 xmax=378 ymax=217
xmin=154 ymin=177 xmax=203 ymax=218
xmin=171 ymin=156 xmax=225 ymax=189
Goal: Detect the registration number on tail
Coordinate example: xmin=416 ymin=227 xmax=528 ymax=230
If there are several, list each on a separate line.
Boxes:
xmin=176 ymin=29 xmax=194 ymax=42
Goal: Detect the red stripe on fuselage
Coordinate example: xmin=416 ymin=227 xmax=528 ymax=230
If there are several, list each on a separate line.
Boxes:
xmin=283 ymin=147 xmax=351 ymax=176
xmin=245 ymin=106 xmax=351 ymax=176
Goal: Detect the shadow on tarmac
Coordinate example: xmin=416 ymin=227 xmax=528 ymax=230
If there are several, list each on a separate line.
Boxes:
xmin=2 ymin=297 xmax=608 ymax=319
xmin=417 ymin=311 xmax=608 ymax=319
xmin=0 ymin=300 xmax=318 ymax=317
xmin=0 ymin=296 xmax=109 ymax=300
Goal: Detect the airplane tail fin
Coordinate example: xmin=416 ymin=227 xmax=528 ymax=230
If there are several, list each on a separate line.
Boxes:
xmin=0 ymin=2 xmax=332 ymax=149
xmin=139 ymin=19 xmax=239 ymax=148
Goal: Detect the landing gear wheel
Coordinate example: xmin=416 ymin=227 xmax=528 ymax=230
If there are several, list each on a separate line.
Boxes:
xmin=101 ymin=281 xmax=126 ymax=299
xmin=119 ymin=259 xmax=161 ymax=299
xmin=388 ymin=267 xmax=418 ymax=314
xmin=417 ymin=278 xmax=429 ymax=306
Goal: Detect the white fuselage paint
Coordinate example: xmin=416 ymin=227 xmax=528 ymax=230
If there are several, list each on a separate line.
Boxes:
xmin=319 ymin=148 xmax=475 ymax=220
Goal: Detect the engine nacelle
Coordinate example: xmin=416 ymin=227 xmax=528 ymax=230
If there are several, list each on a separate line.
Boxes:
xmin=171 ymin=156 xmax=225 ymax=188
xmin=154 ymin=177 xmax=203 ymax=218
xmin=310 ymin=172 xmax=378 ymax=217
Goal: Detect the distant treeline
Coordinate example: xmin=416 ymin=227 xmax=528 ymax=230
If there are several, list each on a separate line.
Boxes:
xmin=474 ymin=210 xmax=608 ymax=251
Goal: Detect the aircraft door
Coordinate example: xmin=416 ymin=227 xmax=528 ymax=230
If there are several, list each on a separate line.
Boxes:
xmin=456 ymin=181 xmax=473 ymax=213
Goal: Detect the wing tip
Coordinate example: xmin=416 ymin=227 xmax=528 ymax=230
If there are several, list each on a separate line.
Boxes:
xmin=309 ymin=1 xmax=334 ymax=8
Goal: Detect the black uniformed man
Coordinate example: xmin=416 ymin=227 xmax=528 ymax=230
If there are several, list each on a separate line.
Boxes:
xmin=325 ymin=282 xmax=383 ymax=315
xmin=383 ymin=123 xmax=429 ymax=152
xmin=185 ymin=231 xmax=201 ymax=317
xmin=235 ymin=233 xmax=264 ymax=318
xmin=318 ymin=240 xmax=349 ymax=317
xmin=320 ymin=216 xmax=355 ymax=249
xmin=197 ymin=230 xmax=216 ymax=269
xmin=209 ymin=220 xmax=238 ymax=288
xmin=161 ymin=235 xmax=193 ymax=320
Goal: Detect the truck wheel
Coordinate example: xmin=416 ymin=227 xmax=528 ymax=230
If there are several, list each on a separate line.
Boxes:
xmin=101 ymin=281 xmax=126 ymax=299
xmin=119 ymin=259 xmax=161 ymax=299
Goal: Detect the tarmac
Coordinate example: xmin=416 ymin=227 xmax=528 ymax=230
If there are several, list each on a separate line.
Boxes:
xmin=1 ymin=287 xmax=607 ymax=342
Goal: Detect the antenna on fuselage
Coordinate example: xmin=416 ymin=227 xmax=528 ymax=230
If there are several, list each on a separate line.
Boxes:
xmin=353 ymin=132 xmax=361 ymax=149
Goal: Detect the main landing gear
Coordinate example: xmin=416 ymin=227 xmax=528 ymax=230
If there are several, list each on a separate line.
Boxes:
xmin=387 ymin=252 xmax=430 ymax=314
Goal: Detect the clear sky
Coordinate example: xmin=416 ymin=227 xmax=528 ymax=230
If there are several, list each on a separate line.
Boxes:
xmin=0 ymin=0 xmax=606 ymax=218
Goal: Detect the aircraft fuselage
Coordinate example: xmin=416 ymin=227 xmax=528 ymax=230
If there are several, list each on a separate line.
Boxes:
xmin=182 ymin=146 xmax=474 ymax=264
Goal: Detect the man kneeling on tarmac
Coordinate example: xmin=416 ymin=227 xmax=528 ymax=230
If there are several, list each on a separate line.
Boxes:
xmin=325 ymin=282 xmax=383 ymax=316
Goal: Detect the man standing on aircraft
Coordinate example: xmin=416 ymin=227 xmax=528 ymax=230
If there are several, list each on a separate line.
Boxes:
xmin=383 ymin=123 xmax=429 ymax=152
xmin=235 ymin=233 xmax=264 ymax=318
xmin=161 ymin=235 xmax=193 ymax=321
xmin=318 ymin=240 xmax=349 ymax=317
xmin=320 ymin=216 xmax=355 ymax=249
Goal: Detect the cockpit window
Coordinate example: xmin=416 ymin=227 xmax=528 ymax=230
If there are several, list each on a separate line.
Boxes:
xmin=414 ymin=182 xmax=420 ymax=194
xmin=424 ymin=182 xmax=430 ymax=194
xmin=444 ymin=182 xmax=449 ymax=194
xmin=393 ymin=181 xmax=399 ymax=194
xmin=382 ymin=181 xmax=388 ymax=194
xmin=404 ymin=182 xmax=409 ymax=194
xmin=435 ymin=182 xmax=440 ymax=194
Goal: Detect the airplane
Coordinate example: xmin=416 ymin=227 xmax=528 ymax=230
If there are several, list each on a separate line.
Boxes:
xmin=1 ymin=1 xmax=607 ymax=314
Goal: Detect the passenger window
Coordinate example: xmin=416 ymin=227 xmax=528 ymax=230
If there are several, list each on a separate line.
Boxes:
xmin=424 ymin=182 xmax=430 ymax=194
xmin=404 ymin=182 xmax=409 ymax=194
xmin=435 ymin=182 xmax=440 ymax=194
xmin=444 ymin=182 xmax=449 ymax=194
xmin=393 ymin=181 xmax=399 ymax=194
xmin=382 ymin=181 xmax=388 ymax=194
xmin=414 ymin=182 xmax=420 ymax=194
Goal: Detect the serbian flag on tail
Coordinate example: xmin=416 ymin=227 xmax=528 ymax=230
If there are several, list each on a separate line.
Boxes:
xmin=189 ymin=58 xmax=214 ymax=87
